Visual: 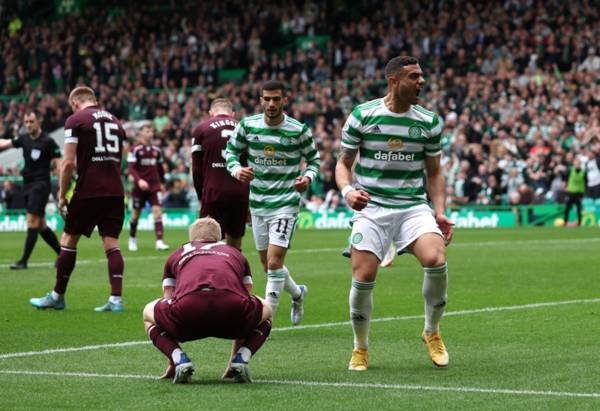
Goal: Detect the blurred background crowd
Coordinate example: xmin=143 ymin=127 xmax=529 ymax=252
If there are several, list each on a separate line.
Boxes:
xmin=1 ymin=0 xmax=599 ymax=212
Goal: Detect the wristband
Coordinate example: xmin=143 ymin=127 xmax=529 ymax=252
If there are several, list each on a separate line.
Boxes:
xmin=341 ymin=185 xmax=355 ymax=198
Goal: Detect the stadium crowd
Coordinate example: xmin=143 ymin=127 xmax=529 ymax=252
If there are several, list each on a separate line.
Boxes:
xmin=1 ymin=0 xmax=599 ymax=211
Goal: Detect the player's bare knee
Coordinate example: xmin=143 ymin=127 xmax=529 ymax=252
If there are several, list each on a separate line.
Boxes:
xmin=142 ymin=300 xmax=158 ymax=323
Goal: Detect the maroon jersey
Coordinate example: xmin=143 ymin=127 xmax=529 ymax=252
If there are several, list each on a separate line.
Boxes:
xmin=191 ymin=115 xmax=249 ymax=203
xmin=127 ymin=142 xmax=165 ymax=191
xmin=163 ymin=240 xmax=252 ymax=299
xmin=64 ymin=105 xmax=125 ymax=198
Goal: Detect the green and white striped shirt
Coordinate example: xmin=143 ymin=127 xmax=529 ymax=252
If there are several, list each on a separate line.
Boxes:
xmin=341 ymin=98 xmax=442 ymax=209
xmin=226 ymin=114 xmax=320 ymax=216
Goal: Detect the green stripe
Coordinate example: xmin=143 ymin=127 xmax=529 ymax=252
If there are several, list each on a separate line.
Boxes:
xmin=414 ymin=105 xmax=434 ymax=117
xmin=254 ymin=170 xmax=298 ymax=181
xmin=355 ymin=164 xmax=424 ymax=180
xmin=250 ymin=185 xmax=297 ymax=196
xmin=250 ymin=198 xmax=299 ymax=209
xmin=359 ymin=148 xmax=424 ymax=161
xmin=248 ymin=141 xmax=299 ymax=152
xmin=351 ymin=280 xmax=375 ymax=290
xmin=362 ymin=185 xmax=425 ymax=198
xmin=360 ymin=115 xmax=433 ymax=130
xmin=356 ymin=99 xmax=380 ymax=110
xmin=369 ymin=198 xmax=428 ymax=209
xmin=345 ymin=124 xmax=362 ymax=138
xmin=351 ymin=107 xmax=364 ymax=122
xmin=244 ymin=126 xmax=304 ymax=139
xmin=362 ymin=133 xmax=426 ymax=144
xmin=248 ymin=154 xmax=301 ymax=166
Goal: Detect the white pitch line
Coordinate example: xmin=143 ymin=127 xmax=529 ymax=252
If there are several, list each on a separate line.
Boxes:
xmin=2 ymin=237 xmax=600 ymax=268
xmin=1 ymin=297 xmax=599 ymax=360
xmin=0 ymin=370 xmax=598 ymax=399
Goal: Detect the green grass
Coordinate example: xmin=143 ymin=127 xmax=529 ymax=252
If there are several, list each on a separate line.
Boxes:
xmin=1 ymin=227 xmax=600 ymax=410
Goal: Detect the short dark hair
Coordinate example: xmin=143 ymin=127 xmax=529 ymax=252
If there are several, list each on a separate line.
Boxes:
xmin=384 ymin=56 xmax=419 ymax=79
xmin=261 ymin=80 xmax=285 ymax=95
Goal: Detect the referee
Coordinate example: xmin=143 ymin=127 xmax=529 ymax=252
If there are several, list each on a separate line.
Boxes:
xmin=0 ymin=111 xmax=62 ymax=269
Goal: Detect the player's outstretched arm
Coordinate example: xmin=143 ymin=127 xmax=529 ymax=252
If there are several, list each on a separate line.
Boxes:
xmin=336 ymin=148 xmax=369 ymax=211
xmin=0 ymin=138 xmax=15 ymax=151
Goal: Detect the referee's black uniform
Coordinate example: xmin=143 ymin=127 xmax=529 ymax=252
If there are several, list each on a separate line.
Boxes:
xmin=7 ymin=131 xmax=62 ymax=269
xmin=12 ymin=131 xmax=61 ymax=216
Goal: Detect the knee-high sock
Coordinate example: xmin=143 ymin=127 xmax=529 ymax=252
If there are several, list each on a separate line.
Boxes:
xmin=19 ymin=228 xmax=38 ymax=263
xmin=106 ymin=247 xmax=124 ymax=297
xmin=54 ymin=247 xmax=77 ymax=294
xmin=148 ymin=325 xmax=181 ymax=361
xmin=265 ymin=268 xmax=286 ymax=316
xmin=422 ymin=263 xmax=448 ymax=335
xmin=129 ymin=219 xmax=138 ymax=238
xmin=39 ymin=227 xmax=61 ymax=255
xmin=238 ymin=319 xmax=272 ymax=362
xmin=282 ymin=265 xmax=301 ymax=299
xmin=155 ymin=219 xmax=164 ymax=240
xmin=349 ymin=279 xmax=375 ymax=349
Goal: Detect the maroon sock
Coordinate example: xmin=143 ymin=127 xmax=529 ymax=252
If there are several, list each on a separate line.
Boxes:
xmin=129 ymin=219 xmax=138 ymax=238
xmin=243 ymin=319 xmax=272 ymax=355
xmin=155 ymin=219 xmax=164 ymax=240
xmin=106 ymin=247 xmax=124 ymax=296
xmin=54 ymin=247 xmax=77 ymax=294
xmin=148 ymin=325 xmax=181 ymax=360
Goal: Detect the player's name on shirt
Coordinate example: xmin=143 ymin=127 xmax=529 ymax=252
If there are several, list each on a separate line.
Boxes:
xmin=209 ymin=118 xmax=237 ymax=129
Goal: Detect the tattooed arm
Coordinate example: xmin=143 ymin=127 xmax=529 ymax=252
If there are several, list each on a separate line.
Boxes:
xmin=335 ymin=147 xmax=370 ymax=211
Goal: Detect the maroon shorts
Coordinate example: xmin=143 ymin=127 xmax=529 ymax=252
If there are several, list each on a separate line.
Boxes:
xmin=64 ymin=195 xmax=124 ymax=238
xmin=154 ymin=289 xmax=263 ymax=342
xmin=132 ymin=187 xmax=162 ymax=209
xmin=200 ymin=201 xmax=248 ymax=239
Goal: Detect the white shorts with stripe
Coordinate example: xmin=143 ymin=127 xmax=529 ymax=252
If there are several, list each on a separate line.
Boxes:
xmin=349 ymin=203 xmax=442 ymax=261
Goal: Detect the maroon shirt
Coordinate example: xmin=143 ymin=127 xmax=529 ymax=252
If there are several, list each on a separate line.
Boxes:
xmin=191 ymin=115 xmax=249 ymax=203
xmin=163 ymin=240 xmax=252 ymax=299
xmin=127 ymin=142 xmax=165 ymax=192
xmin=64 ymin=105 xmax=125 ymax=198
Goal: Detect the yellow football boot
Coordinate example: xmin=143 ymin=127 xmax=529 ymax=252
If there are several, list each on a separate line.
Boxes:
xmin=422 ymin=332 xmax=449 ymax=367
xmin=348 ymin=348 xmax=368 ymax=371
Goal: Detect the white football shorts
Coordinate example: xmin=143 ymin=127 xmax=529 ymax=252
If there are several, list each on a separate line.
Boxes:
xmin=349 ymin=203 xmax=442 ymax=261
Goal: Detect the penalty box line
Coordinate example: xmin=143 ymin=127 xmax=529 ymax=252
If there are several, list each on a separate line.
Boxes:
xmin=1 ymin=297 xmax=599 ymax=360
xmin=0 ymin=370 xmax=598 ymax=399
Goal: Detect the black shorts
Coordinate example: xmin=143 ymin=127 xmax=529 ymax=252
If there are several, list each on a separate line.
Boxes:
xmin=200 ymin=201 xmax=248 ymax=239
xmin=154 ymin=289 xmax=263 ymax=342
xmin=587 ymin=184 xmax=600 ymax=199
xmin=64 ymin=195 xmax=125 ymax=238
xmin=23 ymin=181 xmax=51 ymax=217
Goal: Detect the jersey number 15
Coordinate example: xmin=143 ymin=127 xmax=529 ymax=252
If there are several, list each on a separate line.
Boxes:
xmin=93 ymin=122 xmax=120 ymax=153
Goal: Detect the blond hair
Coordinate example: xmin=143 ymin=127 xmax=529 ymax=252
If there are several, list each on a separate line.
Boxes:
xmin=188 ymin=217 xmax=222 ymax=242
xmin=68 ymin=86 xmax=97 ymax=104
xmin=209 ymin=98 xmax=233 ymax=113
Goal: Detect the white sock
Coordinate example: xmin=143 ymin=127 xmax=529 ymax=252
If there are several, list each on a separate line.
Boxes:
xmin=237 ymin=347 xmax=252 ymax=363
xmin=171 ymin=348 xmax=183 ymax=364
xmin=349 ymin=279 xmax=375 ymax=349
xmin=422 ymin=263 xmax=448 ymax=335
xmin=282 ymin=265 xmax=301 ymax=299
xmin=109 ymin=295 xmax=122 ymax=304
xmin=265 ymin=268 xmax=286 ymax=316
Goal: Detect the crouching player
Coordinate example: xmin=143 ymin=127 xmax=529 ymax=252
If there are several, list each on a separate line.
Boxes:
xmin=142 ymin=217 xmax=272 ymax=384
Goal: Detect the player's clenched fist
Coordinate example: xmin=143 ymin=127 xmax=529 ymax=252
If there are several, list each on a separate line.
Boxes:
xmin=344 ymin=188 xmax=370 ymax=211
xmin=294 ymin=176 xmax=310 ymax=193
xmin=235 ymin=167 xmax=255 ymax=182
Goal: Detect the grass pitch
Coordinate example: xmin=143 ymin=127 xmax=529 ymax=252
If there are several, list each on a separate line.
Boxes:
xmin=1 ymin=227 xmax=600 ymax=410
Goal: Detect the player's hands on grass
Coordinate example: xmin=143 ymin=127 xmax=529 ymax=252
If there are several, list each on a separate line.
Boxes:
xmin=138 ymin=179 xmax=149 ymax=191
xmin=294 ymin=176 xmax=310 ymax=193
xmin=159 ymin=360 xmax=175 ymax=380
xmin=344 ymin=189 xmax=370 ymax=211
xmin=58 ymin=197 xmax=69 ymax=219
xmin=436 ymin=213 xmax=454 ymax=245
xmin=236 ymin=167 xmax=255 ymax=182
